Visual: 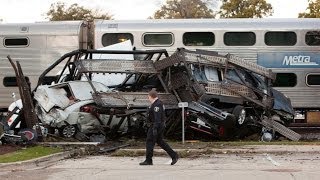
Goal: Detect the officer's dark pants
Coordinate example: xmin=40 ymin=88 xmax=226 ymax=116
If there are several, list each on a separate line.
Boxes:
xmin=146 ymin=125 xmax=176 ymax=162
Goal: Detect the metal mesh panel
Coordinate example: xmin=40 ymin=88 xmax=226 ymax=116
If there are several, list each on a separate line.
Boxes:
xmin=192 ymin=82 xmax=206 ymax=96
xmin=184 ymin=52 xmax=226 ymax=64
xmin=93 ymin=92 xmax=178 ymax=108
xmin=170 ymin=72 xmax=190 ymax=90
xmin=154 ymin=52 xmax=184 ymax=71
xmin=180 ymin=50 xmax=275 ymax=80
xmin=205 ymin=82 xmax=250 ymax=97
xmin=75 ymin=60 xmax=157 ymax=73
xmin=175 ymin=89 xmax=195 ymax=102
xmin=261 ymin=118 xmax=301 ymax=141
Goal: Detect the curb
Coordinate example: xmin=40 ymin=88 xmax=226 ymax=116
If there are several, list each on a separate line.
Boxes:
xmin=0 ymin=148 xmax=85 ymax=169
xmin=115 ymin=145 xmax=320 ymax=156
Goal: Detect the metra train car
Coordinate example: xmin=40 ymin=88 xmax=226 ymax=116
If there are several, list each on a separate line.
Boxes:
xmin=94 ymin=18 xmax=320 ymax=123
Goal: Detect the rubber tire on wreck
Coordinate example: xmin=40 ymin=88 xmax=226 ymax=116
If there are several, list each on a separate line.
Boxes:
xmin=18 ymin=128 xmax=38 ymax=143
xmin=232 ymin=105 xmax=246 ymax=127
xmin=59 ymin=125 xmax=77 ymax=138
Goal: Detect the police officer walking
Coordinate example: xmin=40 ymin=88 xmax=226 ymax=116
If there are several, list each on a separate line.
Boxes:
xmin=139 ymin=89 xmax=178 ymax=165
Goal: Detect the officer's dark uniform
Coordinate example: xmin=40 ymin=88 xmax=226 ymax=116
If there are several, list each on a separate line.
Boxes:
xmin=144 ymin=98 xmax=177 ymax=164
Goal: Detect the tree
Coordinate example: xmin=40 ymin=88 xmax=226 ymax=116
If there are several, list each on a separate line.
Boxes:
xmin=46 ymin=2 xmax=113 ymax=21
xmin=152 ymin=0 xmax=217 ymax=19
xmin=219 ymin=0 xmax=273 ymax=18
xmin=299 ymin=0 xmax=320 ymax=18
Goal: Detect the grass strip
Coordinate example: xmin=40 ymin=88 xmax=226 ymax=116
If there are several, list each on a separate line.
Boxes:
xmin=0 ymin=146 xmax=62 ymax=163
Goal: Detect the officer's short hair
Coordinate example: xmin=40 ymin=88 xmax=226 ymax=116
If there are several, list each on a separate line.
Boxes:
xmin=148 ymin=89 xmax=158 ymax=98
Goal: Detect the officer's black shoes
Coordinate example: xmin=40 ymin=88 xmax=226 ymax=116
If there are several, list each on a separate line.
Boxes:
xmin=139 ymin=160 xmax=153 ymax=165
xmin=171 ymin=154 xmax=179 ymax=165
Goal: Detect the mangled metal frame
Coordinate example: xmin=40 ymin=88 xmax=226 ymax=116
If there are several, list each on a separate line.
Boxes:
xmin=7 ymin=47 xmax=300 ymax=141
xmin=153 ymin=48 xmax=300 ymax=141
xmin=154 ymin=48 xmax=275 ymax=107
xmin=37 ymin=48 xmax=237 ymax=138
xmin=36 ymin=49 xmax=182 ymax=138
xmin=44 ymin=49 xmax=179 ymax=108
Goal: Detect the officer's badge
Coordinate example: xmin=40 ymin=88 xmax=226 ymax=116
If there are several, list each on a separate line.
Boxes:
xmin=154 ymin=107 xmax=160 ymax=112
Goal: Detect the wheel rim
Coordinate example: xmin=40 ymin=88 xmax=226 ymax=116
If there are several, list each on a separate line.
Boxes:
xmin=22 ymin=130 xmax=35 ymax=141
xmin=237 ymin=109 xmax=246 ymax=125
xmin=62 ymin=125 xmax=76 ymax=138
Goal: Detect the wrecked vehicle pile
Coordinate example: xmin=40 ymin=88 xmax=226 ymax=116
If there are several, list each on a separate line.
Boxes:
xmin=34 ymin=49 xmax=179 ymax=141
xmin=0 ymin=46 xmax=301 ymax=144
xmin=155 ymin=49 xmax=300 ymax=141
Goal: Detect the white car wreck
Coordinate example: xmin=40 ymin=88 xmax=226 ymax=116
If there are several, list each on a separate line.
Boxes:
xmin=34 ymin=81 xmax=123 ymax=138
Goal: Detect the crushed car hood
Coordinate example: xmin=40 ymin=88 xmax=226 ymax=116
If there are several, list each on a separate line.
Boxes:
xmin=272 ymin=88 xmax=294 ymax=115
xmin=34 ymin=85 xmax=70 ymax=112
xmin=35 ymin=99 xmax=94 ymax=127
xmin=34 ymin=81 xmax=110 ymax=112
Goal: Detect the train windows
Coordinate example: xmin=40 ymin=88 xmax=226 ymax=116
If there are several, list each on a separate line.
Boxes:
xmin=305 ymin=31 xmax=320 ymax=46
xmin=273 ymin=73 xmax=297 ymax=87
xmin=143 ymin=33 xmax=173 ymax=46
xmin=102 ymin=33 xmax=133 ymax=46
xmin=3 ymin=76 xmax=30 ymax=87
xmin=265 ymin=32 xmax=296 ymax=46
xmin=224 ymin=32 xmax=256 ymax=46
xmin=306 ymin=74 xmax=320 ymax=86
xmin=4 ymin=37 xmax=29 ymax=47
xmin=183 ymin=32 xmax=215 ymax=46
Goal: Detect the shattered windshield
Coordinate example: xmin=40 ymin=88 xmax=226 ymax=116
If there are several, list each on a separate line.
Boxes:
xmin=252 ymin=73 xmax=268 ymax=92
xmin=191 ymin=65 xmax=207 ymax=83
xmin=51 ymin=81 xmax=110 ymax=101
xmin=204 ymin=66 xmax=219 ymax=82
xmin=226 ymin=69 xmax=242 ymax=84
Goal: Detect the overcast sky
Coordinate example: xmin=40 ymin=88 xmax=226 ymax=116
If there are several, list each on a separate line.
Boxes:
xmin=0 ymin=0 xmax=309 ymax=23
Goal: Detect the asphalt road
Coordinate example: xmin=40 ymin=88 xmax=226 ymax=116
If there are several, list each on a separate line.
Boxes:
xmin=1 ymin=152 xmax=320 ymax=180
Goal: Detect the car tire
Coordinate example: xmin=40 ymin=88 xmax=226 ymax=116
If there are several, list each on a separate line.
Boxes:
xmin=18 ymin=128 xmax=38 ymax=142
xmin=232 ymin=105 xmax=246 ymax=126
xmin=59 ymin=125 xmax=77 ymax=138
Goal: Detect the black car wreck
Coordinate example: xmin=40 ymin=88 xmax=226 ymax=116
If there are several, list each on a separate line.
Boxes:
xmin=153 ymin=48 xmax=299 ymax=140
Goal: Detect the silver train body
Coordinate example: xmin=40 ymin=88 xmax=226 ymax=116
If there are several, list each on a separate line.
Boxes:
xmin=0 ymin=19 xmax=319 ymax=121
xmin=0 ymin=21 xmax=93 ymax=110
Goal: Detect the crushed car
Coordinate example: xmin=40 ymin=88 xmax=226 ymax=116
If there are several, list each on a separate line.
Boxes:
xmin=153 ymin=48 xmax=300 ymax=141
xmin=33 ymin=47 xmax=181 ymax=141
xmin=34 ymin=81 xmax=111 ymax=139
